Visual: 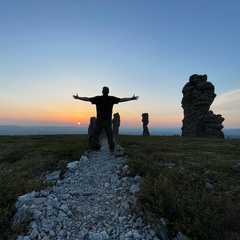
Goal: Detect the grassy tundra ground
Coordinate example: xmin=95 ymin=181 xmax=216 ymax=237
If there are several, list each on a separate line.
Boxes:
xmin=116 ymin=135 xmax=240 ymax=240
xmin=0 ymin=135 xmax=89 ymax=239
xmin=0 ymin=135 xmax=239 ymax=239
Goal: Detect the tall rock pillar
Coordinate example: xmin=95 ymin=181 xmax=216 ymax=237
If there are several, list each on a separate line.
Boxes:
xmin=142 ymin=113 xmax=150 ymax=136
xmin=112 ymin=113 xmax=120 ymax=135
xmin=88 ymin=117 xmax=96 ymax=135
xmin=181 ymin=74 xmax=224 ymax=138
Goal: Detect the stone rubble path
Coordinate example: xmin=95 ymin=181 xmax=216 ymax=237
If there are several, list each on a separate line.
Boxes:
xmin=16 ymin=138 xmax=160 ymax=240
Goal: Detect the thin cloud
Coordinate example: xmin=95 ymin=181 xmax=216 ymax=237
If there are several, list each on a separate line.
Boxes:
xmin=211 ymin=89 xmax=240 ymax=127
xmin=212 ymin=89 xmax=240 ymax=112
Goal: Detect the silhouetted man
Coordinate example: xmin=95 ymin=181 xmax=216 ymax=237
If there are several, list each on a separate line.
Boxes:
xmin=73 ymin=86 xmax=139 ymax=152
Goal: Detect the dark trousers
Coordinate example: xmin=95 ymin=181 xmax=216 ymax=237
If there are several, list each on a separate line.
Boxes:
xmin=90 ymin=120 xmax=115 ymax=150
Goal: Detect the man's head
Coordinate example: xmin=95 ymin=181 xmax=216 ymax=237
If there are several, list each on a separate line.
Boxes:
xmin=102 ymin=86 xmax=109 ymax=96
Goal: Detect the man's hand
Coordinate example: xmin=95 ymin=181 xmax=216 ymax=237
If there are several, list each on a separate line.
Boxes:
xmin=72 ymin=93 xmax=79 ymax=99
xmin=72 ymin=94 xmax=90 ymax=102
xmin=132 ymin=94 xmax=139 ymax=100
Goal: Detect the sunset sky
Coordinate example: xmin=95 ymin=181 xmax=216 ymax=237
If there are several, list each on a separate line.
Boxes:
xmin=1 ymin=0 xmax=240 ymax=129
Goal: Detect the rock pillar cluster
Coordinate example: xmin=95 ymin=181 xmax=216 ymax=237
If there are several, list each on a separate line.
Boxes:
xmin=181 ymin=74 xmax=224 ymax=138
xmin=112 ymin=113 xmax=120 ymax=135
xmin=142 ymin=113 xmax=150 ymax=136
xmin=88 ymin=117 xmax=96 ymax=135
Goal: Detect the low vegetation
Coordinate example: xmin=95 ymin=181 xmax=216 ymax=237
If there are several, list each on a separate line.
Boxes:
xmin=116 ymin=135 xmax=240 ymax=240
xmin=0 ymin=135 xmax=88 ymax=240
xmin=0 ymin=134 xmax=239 ymax=239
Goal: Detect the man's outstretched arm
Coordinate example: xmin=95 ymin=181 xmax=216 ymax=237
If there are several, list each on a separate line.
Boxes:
xmin=119 ymin=94 xmax=139 ymax=103
xmin=72 ymin=93 xmax=90 ymax=102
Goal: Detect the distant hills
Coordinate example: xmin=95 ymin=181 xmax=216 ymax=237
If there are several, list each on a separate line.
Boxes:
xmin=223 ymin=128 xmax=240 ymax=139
xmin=0 ymin=125 xmax=240 ymax=138
xmin=0 ymin=125 xmax=87 ymax=135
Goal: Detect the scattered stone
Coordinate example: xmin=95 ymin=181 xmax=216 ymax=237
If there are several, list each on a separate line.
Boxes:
xmin=45 ymin=171 xmax=61 ymax=181
xmin=101 ymin=230 xmax=110 ymax=239
xmin=67 ymin=161 xmax=79 ymax=170
xmin=204 ymin=182 xmax=214 ymax=190
xmin=16 ymin=191 xmax=36 ymax=208
xmin=173 ymin=232 xmax=190 ymax=240
xmin=32 ymin=209 xmax=42 ymax=220
xmin=130 ymin=184 xmax=140 ymax=194
xmin=89 ymin=232 xmax=104 ymax=240
xmin=29 ymin=228 xmax=39 ymax=239
xmin=235 ymin=163 xmax=240 ymax=169
xmin=32 ymin=197 xmax=46 ymax=205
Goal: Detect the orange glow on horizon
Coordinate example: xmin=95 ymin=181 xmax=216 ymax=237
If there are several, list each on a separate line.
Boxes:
xmin=0 ymin=116 xmax=182 ymax=127
xmin=0 ymin=108 xmax=93 ymax=126
xmin=1 ymin=105 xmax=184 ymax=127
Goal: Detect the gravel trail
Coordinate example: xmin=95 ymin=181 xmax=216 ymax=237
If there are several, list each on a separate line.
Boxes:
xmin=15 ymin=138 xmax=160 ymax=240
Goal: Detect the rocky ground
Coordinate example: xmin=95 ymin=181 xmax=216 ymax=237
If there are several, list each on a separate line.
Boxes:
xmin=14 ymin=138 xmax=162 ymax=240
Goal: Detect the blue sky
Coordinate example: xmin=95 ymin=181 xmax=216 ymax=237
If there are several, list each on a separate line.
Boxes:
xmin=0 ymin=0 xmax=239 ymax=129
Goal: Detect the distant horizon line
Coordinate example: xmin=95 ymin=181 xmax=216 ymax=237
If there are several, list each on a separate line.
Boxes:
xmin=0 ymin=124 xmax=180 ymax=128
xmin=1 ymin=124 xmax=240 ymax=137
xmin=0 ymin=124 xmax=240 ymax=130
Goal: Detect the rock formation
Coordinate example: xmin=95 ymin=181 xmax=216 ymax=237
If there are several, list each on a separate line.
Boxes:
xmin=88 ymin=117 xmax=96 ymax=135
xmin=142 ymin=113 xmax=150 ymax=136
xmin=112 ymin=112 xmax=120 ymax=135
xmin=181 ymin=74 xmax=224 ymax=138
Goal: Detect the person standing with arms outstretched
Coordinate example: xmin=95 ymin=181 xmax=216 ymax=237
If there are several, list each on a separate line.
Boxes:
xmin=73 ymin=86 xmax=139 ymax=152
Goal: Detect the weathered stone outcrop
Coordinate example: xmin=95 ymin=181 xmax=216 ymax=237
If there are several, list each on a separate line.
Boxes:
xmin=112 ymin=112 xmax=120 ymax=135
xmin=142 ymin=113 xmax=150 ymax=136
xmin=88 ymin=117 xmax=96 ymax=135
xmin=181 ymin=74 xmax=224 ymax=138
